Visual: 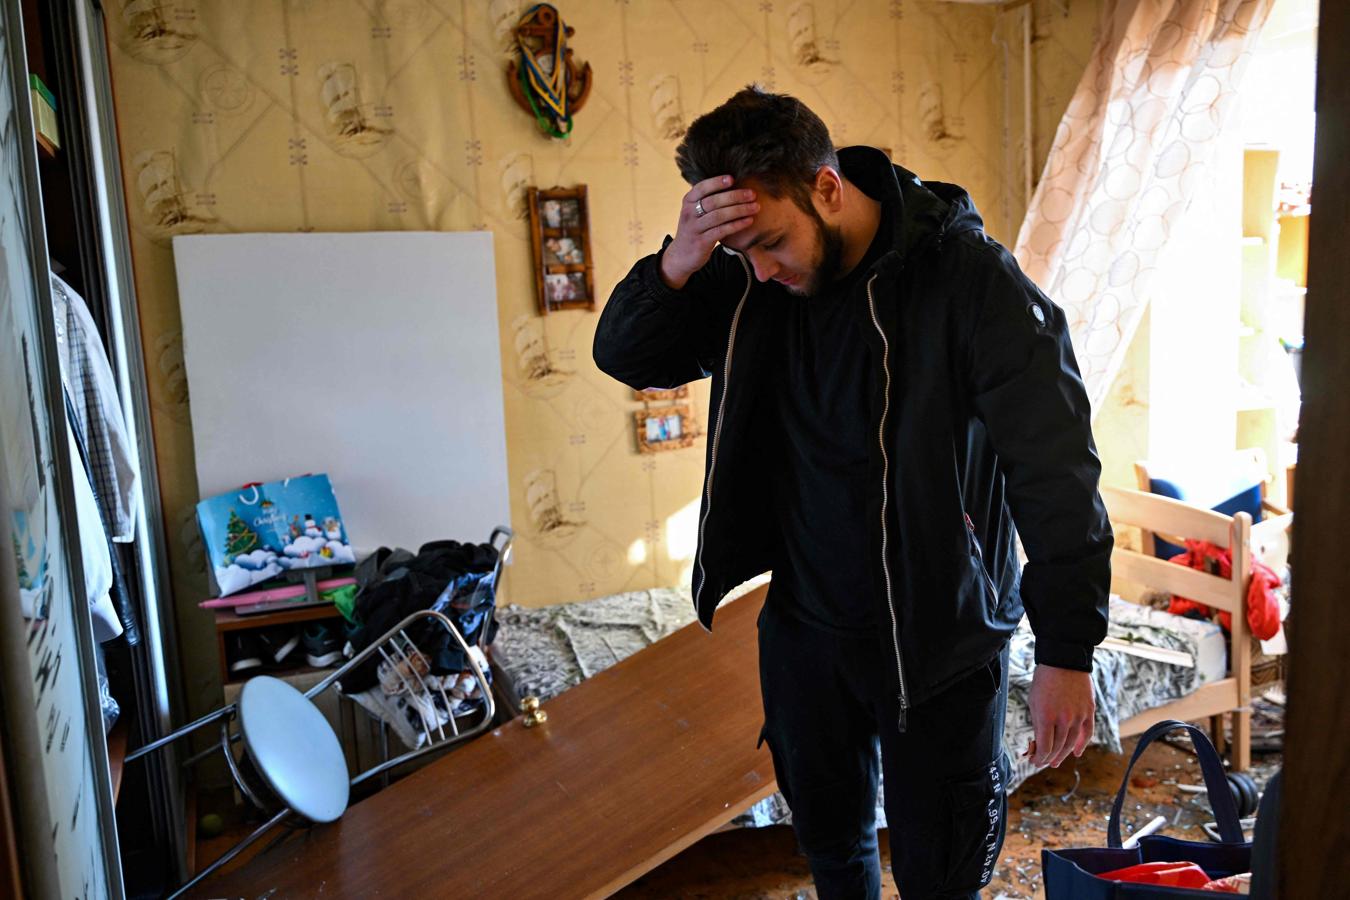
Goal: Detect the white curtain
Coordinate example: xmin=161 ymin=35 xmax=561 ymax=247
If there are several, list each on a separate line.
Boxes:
xmin=1015 ymin=0 xmax=1275 ymax=411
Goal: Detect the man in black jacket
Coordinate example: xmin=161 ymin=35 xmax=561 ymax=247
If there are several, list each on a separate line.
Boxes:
xmin=593 ymin=87 xmax=1112 ymax=899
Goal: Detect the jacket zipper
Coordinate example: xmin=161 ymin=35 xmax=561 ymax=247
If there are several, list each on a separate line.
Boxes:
xmin=964 ymin=512 xmax=999 ymax=601
xmin=693 ymin=256 xmax=754 ymax=630
xmin=866 ymin=274 xmax=910 ymax=732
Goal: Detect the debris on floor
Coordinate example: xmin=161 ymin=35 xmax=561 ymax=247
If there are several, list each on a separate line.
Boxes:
xmin=618 ymin=696 xmax=1284 ymax=899
xmin=986 ymin=702 xmax=1283 ymax=899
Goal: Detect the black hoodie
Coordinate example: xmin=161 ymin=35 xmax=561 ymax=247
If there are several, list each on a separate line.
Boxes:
xmin=593 ymin=146 xmax=1112 ymax=728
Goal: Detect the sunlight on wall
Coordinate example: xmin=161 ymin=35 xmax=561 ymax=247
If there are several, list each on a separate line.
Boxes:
xmin=666 ymin=498 xmax=700 ymax=565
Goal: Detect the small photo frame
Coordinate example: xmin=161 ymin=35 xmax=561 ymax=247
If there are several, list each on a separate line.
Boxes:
xmin=633 ymin=385 xmax=689 ymax=402
xmin=540 ymin=198 xmax=582 ymax=229
xmin=528 ymin=185 xmax=595 ymax=314
xmin=544 ymin=272 xmax=588 ymax=305
xmin=635 ymin=404 xmax=697 ymax=453
xmin=544 ymin=235 xmax=585 ymax=266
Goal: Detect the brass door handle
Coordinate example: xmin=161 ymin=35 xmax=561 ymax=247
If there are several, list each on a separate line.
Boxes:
xmin=521 ymin=695 xmax=549 ymax=727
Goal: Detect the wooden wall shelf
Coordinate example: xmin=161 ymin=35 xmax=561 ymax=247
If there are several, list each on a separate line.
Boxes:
xmin=212 ymin=603 xmax=346 ymax=686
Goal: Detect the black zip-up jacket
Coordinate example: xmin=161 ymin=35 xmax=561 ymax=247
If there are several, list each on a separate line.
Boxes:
xmin=593 ymin=146 xmax=1112 ymax=727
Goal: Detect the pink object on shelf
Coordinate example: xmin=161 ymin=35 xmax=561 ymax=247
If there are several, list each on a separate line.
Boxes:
xmin=198 ymin=576 xmax=356 ymax=610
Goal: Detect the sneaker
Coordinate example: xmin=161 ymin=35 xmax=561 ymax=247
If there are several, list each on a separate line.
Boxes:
xmin=340 ymin=619 xmax=362 ymax=661
xmin=303 ymin=624 xmax=343 ymax=667
xmin=228 ymin=633 xmax=264 ymax=675
xmin=257 ymin=627 xmax=300 ymax=665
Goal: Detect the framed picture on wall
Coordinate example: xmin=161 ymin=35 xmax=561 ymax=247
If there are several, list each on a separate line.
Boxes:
xmin=634 ymin=404 xmax=697 ymax=453
xmin=528 ymin=185 xmax=596 ymax=314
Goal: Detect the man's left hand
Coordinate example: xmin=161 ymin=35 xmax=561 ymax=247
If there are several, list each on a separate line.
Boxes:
xmin=1026 ymin=665 xmax=1095 ymax=768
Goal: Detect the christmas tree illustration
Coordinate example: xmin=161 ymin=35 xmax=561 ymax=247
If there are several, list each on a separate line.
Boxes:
xmin=224 ymin=510 xmax=260 ymax=563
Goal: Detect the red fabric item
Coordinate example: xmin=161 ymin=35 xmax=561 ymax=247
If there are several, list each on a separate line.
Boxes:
xmin=1097 ymin=860 xmax=1213 ymax=888
xmin=1166 ymin=540 xmax=1282 ymax=641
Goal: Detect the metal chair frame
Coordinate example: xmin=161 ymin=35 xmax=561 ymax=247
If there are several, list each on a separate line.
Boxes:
xmin=126 ymin=527 xmax=512 ymax=898
xmin=345 ymin=526 xmax=511 ymax=783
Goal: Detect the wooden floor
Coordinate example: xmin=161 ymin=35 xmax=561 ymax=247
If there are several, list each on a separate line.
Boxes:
xmin=614 ymin=731 xmax=1282 ymax=899
xmin=616 ymin=823 xmax=891 ymax=899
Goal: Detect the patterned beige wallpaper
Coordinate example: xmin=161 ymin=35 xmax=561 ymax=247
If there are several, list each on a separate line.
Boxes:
xmin=103 ymin=0 xmax=1104 ymax=713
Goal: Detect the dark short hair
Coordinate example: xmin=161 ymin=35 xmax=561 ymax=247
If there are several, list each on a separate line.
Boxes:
xmin=675 ymin=86 xmax=838 ymax=212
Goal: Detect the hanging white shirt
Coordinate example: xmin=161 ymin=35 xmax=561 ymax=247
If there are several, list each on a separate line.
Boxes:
xmin=67 ymin=423 xmax=121 ymax=642
xmin=51 ymin=274 xmax=141 ymax=542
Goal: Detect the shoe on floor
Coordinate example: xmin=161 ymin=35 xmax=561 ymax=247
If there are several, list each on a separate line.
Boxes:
xmin=303 ymin=623 xmax=343 ymax=667
xmin=257 ymin=627 xmax=300 ymax=665
xmin=228 ymin=633 xmax=265 ymax=675
xmin=340 ymin=619 xmax=362 ymax=661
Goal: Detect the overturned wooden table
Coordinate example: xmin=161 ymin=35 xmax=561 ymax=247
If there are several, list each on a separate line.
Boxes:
xmin=197 ymin=584 xmax=776 ymax=898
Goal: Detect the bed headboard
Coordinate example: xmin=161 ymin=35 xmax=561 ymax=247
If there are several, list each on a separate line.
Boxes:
xmin=1103 ymin=487 xmax=1258 ymax=769
xmin=1102 ymin=487 xmax=1251 ymax=622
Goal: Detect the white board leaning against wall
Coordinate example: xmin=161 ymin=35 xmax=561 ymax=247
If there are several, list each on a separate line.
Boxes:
xmin=172 ymin=231 xmax=510 ymax=558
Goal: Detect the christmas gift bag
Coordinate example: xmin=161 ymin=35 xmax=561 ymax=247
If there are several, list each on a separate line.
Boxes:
xmin=197 ymin=473 xmax=356 ymax=596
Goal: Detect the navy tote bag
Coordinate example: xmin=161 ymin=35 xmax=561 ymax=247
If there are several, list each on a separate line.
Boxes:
xmin=1043 ymin=719 xmax=1251 ymax=898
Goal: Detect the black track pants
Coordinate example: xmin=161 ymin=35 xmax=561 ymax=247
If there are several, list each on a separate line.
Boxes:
xmin=757 ymin=601 xmax=1011 ymax=900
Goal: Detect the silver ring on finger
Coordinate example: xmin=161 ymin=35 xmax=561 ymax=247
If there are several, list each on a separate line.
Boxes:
xmin=694 ymin=199 xmax=706 ymax=217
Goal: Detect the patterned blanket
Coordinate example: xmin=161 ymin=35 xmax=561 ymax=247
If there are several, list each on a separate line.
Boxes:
xmin=490 ymin=586 xmax=1221 ymax=828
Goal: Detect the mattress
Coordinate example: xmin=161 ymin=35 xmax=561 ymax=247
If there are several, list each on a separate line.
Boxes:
xmin=1107 ymin=595 xmax=1228 ymax=685
xmin=1002 ymin=595 xmax=1229 ymax=795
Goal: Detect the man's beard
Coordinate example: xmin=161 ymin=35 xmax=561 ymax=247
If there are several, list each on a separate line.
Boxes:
xmin=789 ymin=207 xmax=845 ymax=299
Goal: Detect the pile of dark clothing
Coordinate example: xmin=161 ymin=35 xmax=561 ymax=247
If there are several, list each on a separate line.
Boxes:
xmin=342 ymin=539 xmax=500 ymax=695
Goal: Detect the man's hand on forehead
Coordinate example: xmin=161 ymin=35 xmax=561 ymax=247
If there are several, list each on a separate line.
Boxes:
xmin=687 ymin=175 xmax=758 ymax=232
xmin=658 ymin=174 xmax=759 ymax=291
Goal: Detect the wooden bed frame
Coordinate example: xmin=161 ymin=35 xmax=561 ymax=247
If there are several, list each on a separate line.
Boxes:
xmin=1105 ymin=487 xmax=1261 ymax=771
xmin=1133 ymin=450 xmax=1294 ymax=574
